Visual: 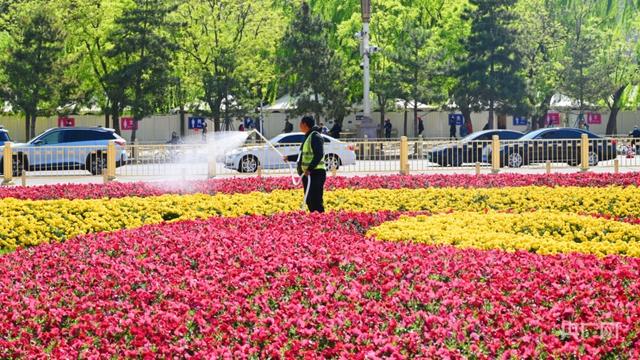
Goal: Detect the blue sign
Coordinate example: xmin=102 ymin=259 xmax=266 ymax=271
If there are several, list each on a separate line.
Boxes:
xmin=448 ymin=114 xmax=464 ymax=126
xmin=513 ymin=116 xmax=528 ymax=126
xmin=188 ymin=117 xmax=206 ymax=130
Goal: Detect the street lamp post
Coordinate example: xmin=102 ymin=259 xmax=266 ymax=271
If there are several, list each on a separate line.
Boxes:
xmin=358 ymin=0 xmax=378 ymax=138
xmin=361 ymin=0 xmax=371 ymax=120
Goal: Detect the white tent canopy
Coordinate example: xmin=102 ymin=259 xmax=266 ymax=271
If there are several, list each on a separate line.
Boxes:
xmin=265 ymin=94 xmax=298 ymax=112
xmin=392 ymin=99 xmax=437 ymax=111
xmin=549 ymin=93 xmax=596 ymax=110
xmin=2 ymin=101 xmax=13 ymax=114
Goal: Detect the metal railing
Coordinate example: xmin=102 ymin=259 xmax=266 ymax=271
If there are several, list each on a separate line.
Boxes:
xmin=0 ymin=135 xmax=638 ymax=185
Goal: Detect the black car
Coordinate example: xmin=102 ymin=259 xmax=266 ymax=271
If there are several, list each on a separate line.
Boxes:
xmin=429 ymin=130 xmax=524 ymax=167
xmin=499 ymin=128 xmax=617 ymax=168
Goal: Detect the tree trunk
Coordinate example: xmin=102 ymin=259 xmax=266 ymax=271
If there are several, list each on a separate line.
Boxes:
xmin=461 ymin=107 xmax=472 ymax=131
xmin=131 ymin=119 xmax=138 ymax=143
xmin=210 ymin=98 xmax=223 ymax=132
xmin=24 ymin=113 xmax=30 ymax=141
xmin=314 ymin=92 xmax=321 ymax=124
xmin=104 ymin=98 xmax=111 ymax=128
xmin=536 ymin=113 xmax=546 ymax=130
xmin=30 ymin=114 xmax=37 ymax=139
xmin=378 ymin=96 xmax=386 ymax=133
xmin=606 ymin=85 xmax=626 ymax=135
xmin=179 ymin=105 xmax=186 ymax=137
xmin=403 ymin=103 xmax=408 ymax=137
xmin=488 ymin=99 xmax=494 ymax=130
xmin=111 ymin=103 xmax=121 ymax=135
xmin=533 ymin=93 xmax=553 ymax=131
xmin=413 ymin=102 xmax=418 ymax=138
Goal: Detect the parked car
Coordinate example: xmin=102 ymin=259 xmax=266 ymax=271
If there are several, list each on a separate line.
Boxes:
xmin=1 ymin=127 xmax=128 ymax=176
xmin=499 ymin=128 xmax=617 ymax=168
xmin=225 ymin=132 xmax=356 ymax=173
xmin=0 ymin=128 xmax=11 ymax=146
xmin=429 ymin=130 xmax=524 ymax=167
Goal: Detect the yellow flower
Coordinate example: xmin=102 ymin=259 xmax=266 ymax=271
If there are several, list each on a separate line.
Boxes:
xmin=368 ymin=211 xmax=640 ymax=257
xmin=0 ymin=186 xmax=639 ymax=252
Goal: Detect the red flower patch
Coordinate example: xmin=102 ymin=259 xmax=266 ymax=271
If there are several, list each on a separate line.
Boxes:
xmin=1 ymin=172 xmax=639 ymax=200
xmin=0 ymin=211 xmax=638 ymax=358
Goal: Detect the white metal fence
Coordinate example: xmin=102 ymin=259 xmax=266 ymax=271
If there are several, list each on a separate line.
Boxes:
xmin=1 ymin=135 xmax=639 ymax=185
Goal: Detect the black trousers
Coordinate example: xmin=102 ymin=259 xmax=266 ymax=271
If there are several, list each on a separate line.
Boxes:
xmin=302 ymin=169 xmax=326 ymax=213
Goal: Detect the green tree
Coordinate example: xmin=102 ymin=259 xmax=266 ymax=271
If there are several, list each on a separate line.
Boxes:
xmin=599 ymin=27 xmax=639 ymax=134
xmin=64 ymin=0 xmax=129 ymax=131
xmin=278 ymin=2 xmax=348 ymax=123
xmin=104 ymin=0 xmax=178 ymax=142
xmin=555 ymin=0 xmax=640 ymax=134
xmin=514 ymin=0 xmax=565 ymax=130
xmin=391 ymin=11 xmax=448 ymax=136
xmin=177 ymin=0 xmax=284 ymax=131
xmin=454 ymin=0 xmax=526 ymax=129
xmin=0 ymin=4 xmax=66 ymax=139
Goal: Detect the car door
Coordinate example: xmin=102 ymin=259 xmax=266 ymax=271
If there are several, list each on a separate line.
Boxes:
xmin=468 ymin=133 xmax=490 ymax=163
xmin=537 ymin=131 xmax=560 ymax=163
xmin=29 ymin=130 xmax=64 ymax=169
xmin=322 ymin=135 xmax=339 ymax=155
xmin=270 ymin=134 xmax=304 ymax=169
xmin=62 ymin=129 xmax=97 ymax=167
xmin=563 ymin=130 xmax=582 ymax=163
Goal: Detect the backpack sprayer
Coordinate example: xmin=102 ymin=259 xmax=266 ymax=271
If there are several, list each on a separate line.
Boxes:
xmin=248 ymin=129 xmax=311 ymax=210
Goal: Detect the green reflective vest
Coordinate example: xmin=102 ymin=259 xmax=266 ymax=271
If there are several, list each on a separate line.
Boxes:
xmin=301 ymin=131 xmax=325 ymax=171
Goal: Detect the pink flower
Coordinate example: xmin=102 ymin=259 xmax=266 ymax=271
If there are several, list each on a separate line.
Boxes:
xmin=0 ymin=211 xmax=637 ymax=357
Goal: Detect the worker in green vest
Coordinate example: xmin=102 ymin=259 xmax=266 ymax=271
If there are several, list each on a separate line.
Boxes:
xmin=285 ymin=115 xmax=326 ymax=212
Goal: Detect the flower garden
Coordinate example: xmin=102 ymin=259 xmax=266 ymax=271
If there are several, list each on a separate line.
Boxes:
xmin=1 ymin=173 xmax=640 ymax=358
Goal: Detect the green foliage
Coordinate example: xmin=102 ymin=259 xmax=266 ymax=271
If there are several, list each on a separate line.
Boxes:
xmin=514 ymin=0 xmax=565 ymax=128
xmin=0 ymin=0 xmax=638 ymax=137
xmin=177 ymin=0 xmax=285 ymax=130
xmin=278 ymin=2 xmax=350 ymax=122
xmin=454 ymin=0 xmax=527 ymax=129
xmin=0 ymin=2 xmax=66 ymax=138
xmin=103 ymin=0 xmax=178 ymax=140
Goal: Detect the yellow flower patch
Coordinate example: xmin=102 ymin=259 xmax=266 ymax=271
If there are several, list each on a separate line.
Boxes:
xmin=368 ymin=211 xmax=640 ymax=257
xmin=0 ymin=186 xmax=639 ymax=252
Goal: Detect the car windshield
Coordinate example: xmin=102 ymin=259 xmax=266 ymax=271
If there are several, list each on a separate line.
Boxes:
xmin=460 ymin=132 xmax=483 ymax=143
xmin=0 ymin=132 xmax=10 ymax=142
xmin=520 ymin=129 xmax=548 ymax=140
xmin=29 ymin=131 xmax=50 ymax=144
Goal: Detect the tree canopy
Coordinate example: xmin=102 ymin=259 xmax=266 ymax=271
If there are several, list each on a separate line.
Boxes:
xmin=0 ymin=0 xmax=638 ymax=135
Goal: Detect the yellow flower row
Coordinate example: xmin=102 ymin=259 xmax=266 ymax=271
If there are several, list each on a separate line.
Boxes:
xmin=0 ymin=186 xmax=639 ymax=251
xmin=367 ymin=212 xmax=640 ymax=257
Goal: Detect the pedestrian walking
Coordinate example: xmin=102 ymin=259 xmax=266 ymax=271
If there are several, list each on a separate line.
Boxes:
xmin=284 ymin=118 xmax=293 ymax=133
xmin=384 ymin=119 xmax=392 ymax=139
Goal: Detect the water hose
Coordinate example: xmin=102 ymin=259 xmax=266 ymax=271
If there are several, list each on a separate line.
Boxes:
xmin=249 ymin=130 xmax=311 ymax=210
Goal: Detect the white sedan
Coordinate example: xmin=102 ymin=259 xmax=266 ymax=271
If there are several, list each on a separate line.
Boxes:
xmin=225 ymin=133 xmax=357 ymax=173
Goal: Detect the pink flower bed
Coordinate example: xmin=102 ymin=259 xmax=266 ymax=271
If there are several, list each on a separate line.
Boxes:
xmin=1 ymin=172 xmax=640 ymax=200
xmin=1 ymin=212 xmax=638 ymax=358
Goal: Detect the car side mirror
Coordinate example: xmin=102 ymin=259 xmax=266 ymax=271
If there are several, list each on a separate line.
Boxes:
xmin=33 ymin=140 xmax=43 ymax=146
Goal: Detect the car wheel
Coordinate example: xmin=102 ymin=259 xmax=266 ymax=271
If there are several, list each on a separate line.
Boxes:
xmin=239 ymin=155 xmax=259 ymax=173
xmin=87 ymin=154 xmax=107 ymax=175
xmin=11 ymin=155 xmax=25 ymax=177
xmin=325 ymin=154 xmax=341 ymax=171
xmin=507 ymin=152 xmax=524 ymax=168
xmin=154 ymin=150 xmax=170 ymax=164
xmin=588 ymin=151 xmax=599 ymax=166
